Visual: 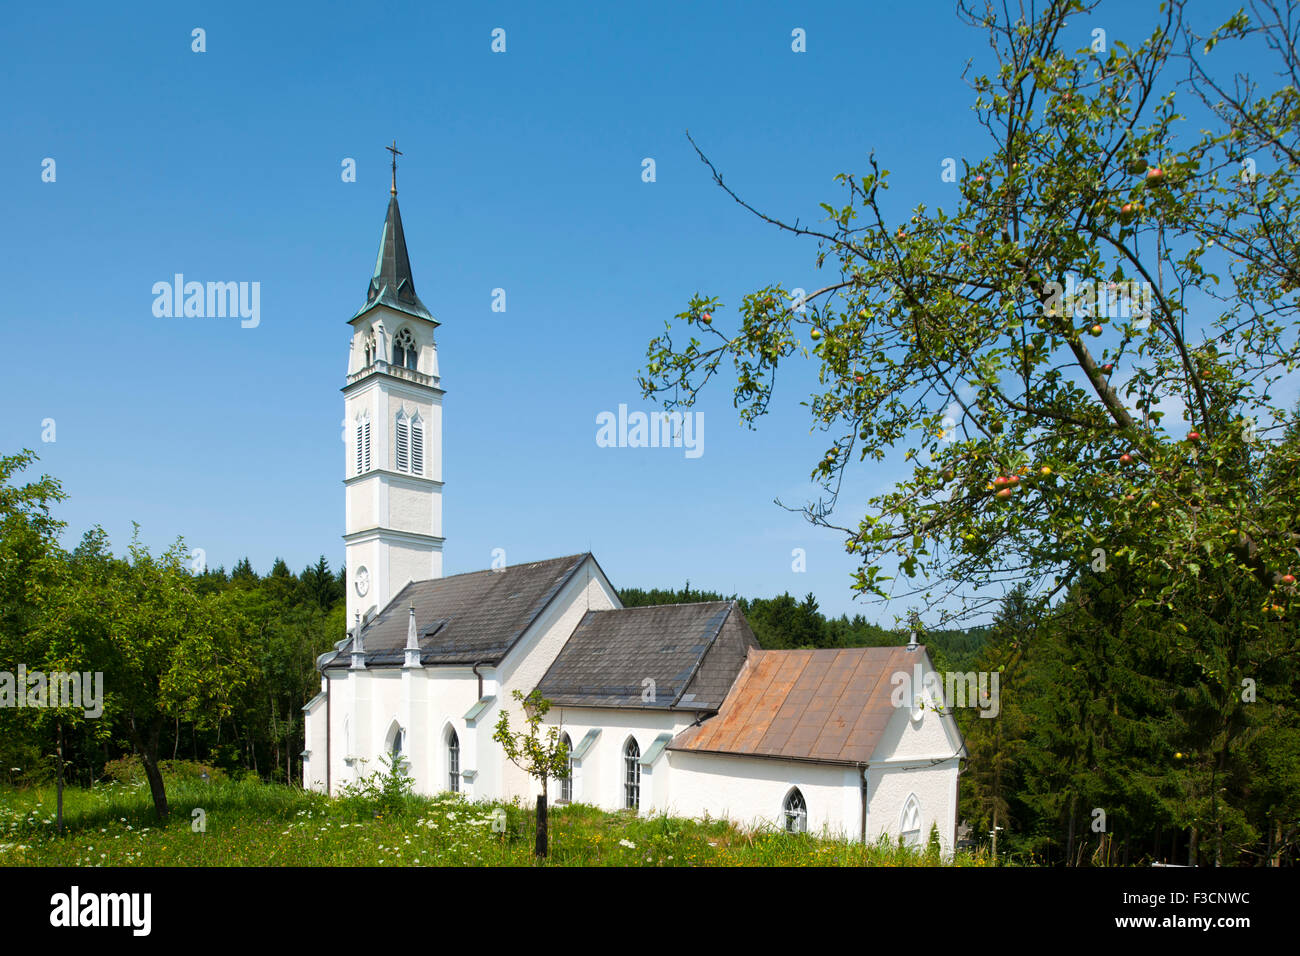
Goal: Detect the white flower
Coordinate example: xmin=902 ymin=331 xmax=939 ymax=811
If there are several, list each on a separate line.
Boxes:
xmin=619 ymin=839 xmax=636 ymax=849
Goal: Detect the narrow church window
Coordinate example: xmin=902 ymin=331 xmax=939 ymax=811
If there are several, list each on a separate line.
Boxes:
xmin=395 ymin=410 xmax=409 ymax=472
xmin=559 ymin=733 xmax=573 ymax=803
xmin=447 ymin=727 xmax=460 ymax=793
xmin=390 ymin=727 xmax=405 ymax=770
xmin=410 ymin=414 xmax=424 ymax=475
xmin=363 ymin=335 xmax=376 ymax=368
xmin=393 ymin=328 xmax=418 ymax=370
xmin=623 ymin=738 xmax=640 ymax=811
xmin=900 ymin=794 xmax=922 ymax=847
xmin=783 ymin=788 xmax=807 ymax=834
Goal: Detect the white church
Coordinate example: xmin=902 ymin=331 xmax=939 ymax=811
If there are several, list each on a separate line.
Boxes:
xmin=301 ymin=167 xmax=966 ymax=849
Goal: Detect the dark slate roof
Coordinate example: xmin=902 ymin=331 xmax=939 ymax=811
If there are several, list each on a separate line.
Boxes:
xmin=351 ymin=194 xmax=434 ymax=323
xmin=669 ymin=645 xmax=938 ymax=766
xmin=326 ymin=554 xmax=590 ymax=668
xmin=534 ymin=601 xmax=759 ymax=711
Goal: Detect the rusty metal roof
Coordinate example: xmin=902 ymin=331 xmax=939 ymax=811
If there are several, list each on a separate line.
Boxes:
xmin=668 ymin=645 xmax=924 ymax=765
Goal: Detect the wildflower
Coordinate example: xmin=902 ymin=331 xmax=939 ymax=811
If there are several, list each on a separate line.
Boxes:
xmin=619 ymin=839 xmax=636 ymax=849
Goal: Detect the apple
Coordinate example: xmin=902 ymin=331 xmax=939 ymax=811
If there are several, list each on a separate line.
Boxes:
xmin=858 ymin=308 xmax=868 ymax=318
xmin=810 ymin=328 xmax=822 ymax=340
xmin=1089 ymin=324 xmax=1103 ymax=336
xmin=854 ymin=374 xmax=864 ymax=384
xmin=974 ymin=174 xmax=985 ymax=184
xmin=1146 ymin=166 xmax=1165 ymax=185
xmin=701 ymin=312 xmax=712 ymax=324
xmin=1119 ymin=453 xmax=1134 ymax=465
xmin=1120 ymin=202 xmax=1136 ymax=220
xmin=859 ymin=429 xmax=869 ymax=440
xmin=1126 ymin=155 xmax=1148 ymax=174
xmin=1188 ymin=430 xmax=1201 ymax=441
xmin=995 ymin=488 xmax=1014 ymax=499
xmin=993 ymin=476 xmax=1009 ymax=486
xmin=1124 ymin=493 xmax=1136 ymax=501
xmin=1040 ymin=466 xmax=1052 ymax=476
xmin=1101 ymin=363 xmax=1114 ymax=374
xmin=1007 ymin=475 xmax=1021 ymax=485
xmin=1283 ymin=574 xmax=1296 ymax=585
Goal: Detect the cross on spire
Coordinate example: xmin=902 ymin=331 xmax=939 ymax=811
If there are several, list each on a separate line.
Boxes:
xmin=386 ymin=139 xmax=402 ymax=196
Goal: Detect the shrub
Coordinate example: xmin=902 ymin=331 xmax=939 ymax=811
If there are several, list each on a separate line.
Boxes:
xmin=102 ymin=756 xmax=227 ymax=785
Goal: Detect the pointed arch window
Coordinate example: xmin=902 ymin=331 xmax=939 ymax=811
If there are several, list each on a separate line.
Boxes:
xmin=388 ymin=724 xmax=406 ymax=771
xmin=355 ymin=413 xmax=371 ymax=475
xmin=393 ymin=328 xmax=418 ymax=370
xmin=395 ymin=410 xmax=409 ymax=473
xmin=623 ymin=737 xmax=641 ymax=811
xmin=446 ymin=727 xmax=460 ymax=793
xmin=900 ymin=794 xmax=922 ymax=847
xmin=559 ymin=733 xmax=573 ymax=804
xmin=363 ymin=334 xmax=376 ymax=368
xmin=783 ymin=787 xmax=808 ymax=834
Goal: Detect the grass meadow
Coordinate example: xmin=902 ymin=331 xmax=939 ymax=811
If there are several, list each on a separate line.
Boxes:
xmin=0 ymin=775 xmax=990 ymax=867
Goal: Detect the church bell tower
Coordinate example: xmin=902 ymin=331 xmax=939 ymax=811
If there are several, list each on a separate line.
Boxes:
xmin=343 ymin=143 xmax=444 ymax=625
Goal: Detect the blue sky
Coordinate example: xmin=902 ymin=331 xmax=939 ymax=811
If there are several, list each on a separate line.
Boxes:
xmin=0 ymin=1 xmax=1254 ymax=622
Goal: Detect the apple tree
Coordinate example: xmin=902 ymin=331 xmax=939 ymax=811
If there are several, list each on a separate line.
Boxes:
xmin=641 ymin=0 xmax=1300 ymax=624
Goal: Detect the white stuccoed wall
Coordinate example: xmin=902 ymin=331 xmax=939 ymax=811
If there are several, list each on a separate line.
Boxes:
xmin=306 ymin=555 xmax=621 ymax=801
xmin=864 ymin=650 xmax=965 ymax=851
xmin=664 ymin=749 xmax=863 ymax=837
xmin=541 ymin=707 xmax=698 ymax=812
xmin=491 ymin=560 xmax=620 ymax=802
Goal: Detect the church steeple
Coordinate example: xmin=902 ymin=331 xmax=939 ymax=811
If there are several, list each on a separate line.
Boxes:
xmin=343 ymin=152 xmax=445 ymax=628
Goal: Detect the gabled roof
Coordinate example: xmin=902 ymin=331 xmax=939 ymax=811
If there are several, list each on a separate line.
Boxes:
xmin=534 ymin=601 xmax=759 ymax=710
xmin=351 ymin=194 xmax=435 ymax=323
xmin=326 ymin=554 xmax=591 ymax=668
xmin=668 ymin=645 xmax=926 ymax=766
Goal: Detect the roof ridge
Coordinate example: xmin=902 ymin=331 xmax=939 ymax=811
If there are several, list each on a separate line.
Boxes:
xmin=602 ymin=599 xmax=735 ymax=612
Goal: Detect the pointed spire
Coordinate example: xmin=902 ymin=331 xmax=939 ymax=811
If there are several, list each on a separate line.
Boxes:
xmin=404 ymin=605 xmax=423 ymax=668
xmin=351 ymin=144 xmax=435 ymax=324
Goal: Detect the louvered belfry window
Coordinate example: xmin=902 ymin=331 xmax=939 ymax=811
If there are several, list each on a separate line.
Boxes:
xmin=410 ymin=413 xmax=424 ymax=475
xmin=395 ymin=410 xmax=409 ymax=472
xmin=356 ymin=414 xmax=371 ymax=475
